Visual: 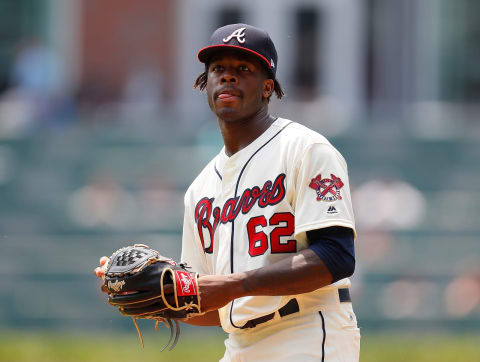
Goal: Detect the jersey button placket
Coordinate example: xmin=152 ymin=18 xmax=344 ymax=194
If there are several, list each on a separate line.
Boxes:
xmin=223 ymin=159 xmax=240 ymax=276
xmin=215 ymin=161 xmax=234 ymax=275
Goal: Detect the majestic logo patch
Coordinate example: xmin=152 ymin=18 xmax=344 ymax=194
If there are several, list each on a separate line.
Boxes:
xmin=107 ymin=280 xmax=125 ymax=292
xmin=327 ymin=205 xmax=338 ymax=214
xmin=223 ymin=27 xmax=246 ymax=43
xmin=309 ymin=173 xmax=344 ymax=202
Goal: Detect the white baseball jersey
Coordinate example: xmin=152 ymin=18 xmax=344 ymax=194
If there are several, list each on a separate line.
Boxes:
xmin=181 ymin=117 xmax=356 ymax=334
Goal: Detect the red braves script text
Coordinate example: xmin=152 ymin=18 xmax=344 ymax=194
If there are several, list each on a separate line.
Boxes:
xmin=195 ymin=174 xmax=286 ymax=253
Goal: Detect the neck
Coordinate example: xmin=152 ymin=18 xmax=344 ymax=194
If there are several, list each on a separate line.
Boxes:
xmin=218 ymin=106 xmax=275 ymax=156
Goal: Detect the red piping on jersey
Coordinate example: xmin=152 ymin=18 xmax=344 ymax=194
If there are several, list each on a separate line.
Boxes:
xmin=197 ymin=45 xmax=272 ymax=69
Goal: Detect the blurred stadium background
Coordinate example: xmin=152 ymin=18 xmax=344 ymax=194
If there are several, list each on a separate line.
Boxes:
xmin=0 ymin=0 xmax=479 ymax=361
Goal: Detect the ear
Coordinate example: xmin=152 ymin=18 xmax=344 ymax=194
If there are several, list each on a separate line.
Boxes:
xmin=262 ymin=79 xmax=274 ymax=99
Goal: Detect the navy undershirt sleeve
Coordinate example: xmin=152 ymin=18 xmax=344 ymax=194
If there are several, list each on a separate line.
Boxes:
xmin=306 ymin=226 xmax=355 ymax=283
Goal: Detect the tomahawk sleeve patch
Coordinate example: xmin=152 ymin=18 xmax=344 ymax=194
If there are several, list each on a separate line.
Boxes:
xmin=309 ymin=173 xmax=344 ymax=202
xmin=294 ymin=143 xmax=355 ymax=235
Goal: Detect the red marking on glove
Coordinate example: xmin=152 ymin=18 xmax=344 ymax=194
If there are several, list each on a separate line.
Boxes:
xmin=174 ymin=270 xmax=197 ymax=296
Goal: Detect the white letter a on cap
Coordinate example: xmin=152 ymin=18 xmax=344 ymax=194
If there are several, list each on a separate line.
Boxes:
xmin=223 ymin=27 xmax=246 ymax=43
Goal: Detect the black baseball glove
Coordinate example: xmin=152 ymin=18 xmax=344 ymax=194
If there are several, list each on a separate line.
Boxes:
xmin=102 ymin=244 xmax=202 ymax=350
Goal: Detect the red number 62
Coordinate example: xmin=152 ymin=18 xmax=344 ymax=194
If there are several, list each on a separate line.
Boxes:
xmin=247 ymin=212 xmax=297 ymax=257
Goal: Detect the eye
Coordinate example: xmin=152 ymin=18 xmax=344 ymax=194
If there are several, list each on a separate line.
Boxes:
xmin=211 ymin=64 xmax=223 ymax=72
xmin=238 ymin=65 xmax=250 ymax=71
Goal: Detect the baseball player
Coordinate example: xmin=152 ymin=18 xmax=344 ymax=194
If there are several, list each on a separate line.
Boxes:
xmin=95 ymin=23 xmax=360 ymax=361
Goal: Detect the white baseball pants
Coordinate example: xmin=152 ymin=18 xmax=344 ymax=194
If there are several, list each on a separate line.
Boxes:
xmin=220 ymin=302 xmax=360 ymax=362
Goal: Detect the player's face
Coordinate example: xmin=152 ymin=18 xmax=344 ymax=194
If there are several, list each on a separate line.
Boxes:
xmin=206 ymin=51 xmax=273 ymax=122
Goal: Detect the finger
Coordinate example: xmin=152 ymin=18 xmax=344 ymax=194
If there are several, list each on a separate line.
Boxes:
xmin=99 ymin=256 xmax=109 ymax=266
xmin=94 ymin=267 xmax=105 ymax=277
xmin=94 ymin=256 xmax=110 ymax=277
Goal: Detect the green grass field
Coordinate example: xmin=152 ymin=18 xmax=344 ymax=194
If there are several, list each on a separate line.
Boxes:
xmin=0 ymin=331 xmax=479 ymax=361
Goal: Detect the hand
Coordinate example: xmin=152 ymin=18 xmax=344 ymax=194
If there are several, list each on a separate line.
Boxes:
xmin=94 ymin=256 xmax=109 ymax=278
xmin=94 ymin=254 xmax=177 ymax=298
xmin=94 ymin=256 xmax=110 ymax=294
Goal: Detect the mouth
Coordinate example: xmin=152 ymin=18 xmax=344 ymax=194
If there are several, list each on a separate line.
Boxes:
xmin=215 ymin=88 xmax=242 ymax=102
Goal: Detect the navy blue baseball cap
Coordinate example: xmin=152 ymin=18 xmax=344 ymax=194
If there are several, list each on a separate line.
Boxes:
xmin=198 ymin=24 xmax=278 ymax=78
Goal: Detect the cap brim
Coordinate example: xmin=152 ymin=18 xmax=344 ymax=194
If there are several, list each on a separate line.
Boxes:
xmin=197 ymin=44 xmax=272 ymax=71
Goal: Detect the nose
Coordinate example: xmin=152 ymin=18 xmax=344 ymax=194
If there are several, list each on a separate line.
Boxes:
xmin=220 ymin=70 xmax=238 ymax=84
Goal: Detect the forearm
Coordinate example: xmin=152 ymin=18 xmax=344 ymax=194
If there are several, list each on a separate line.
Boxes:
xmin=234 ymin=248 xmax=333 ymax=297
xmin=197 ymin=249 xmax=333 ymax=312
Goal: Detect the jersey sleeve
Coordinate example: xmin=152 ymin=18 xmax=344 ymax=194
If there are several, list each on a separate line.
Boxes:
xmin=293 ymin=143 xmax=356 ymax=238
xmin=180 ymin=190 xmax=210 ymax=275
